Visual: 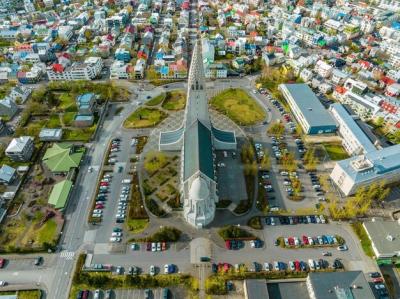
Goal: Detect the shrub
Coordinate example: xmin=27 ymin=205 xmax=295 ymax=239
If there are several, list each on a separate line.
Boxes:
xmin=218 ymin=225 xmax=254 ymax=240
xmin=247 ymin=216 xmax=263 ymax=230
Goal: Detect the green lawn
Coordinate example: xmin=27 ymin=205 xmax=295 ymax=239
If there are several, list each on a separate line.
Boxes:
xmin=210 ymin=88 xmax=265 ymax=125
xmin=162 ymin=91 xmax=186 ymax=110
xmin=15 ymin=119 xmax=47 ymax=139
xmin=124 ymin=107 xmax=167 ymax=129
xmin=47 ymin=114 xmax=62 ymax=128
xmin=37 ymin=219 xmax=58 ymax=244
xmin=63 ymin=127 xmax=96 ymax=142
xmin=126 ymin=218 xmax=149 ymax=233
xmin=146 ymin=94 xmax=166 ymax=106
xmin=351 ymin=222 xmax=374 ymax=258
xmin=58 ymin=94 xmax=77 ymax=112
xmin=62 ymin=112 xmax=76 ymax=126
xmin=323 ymin=143 xmax=349 ymax=161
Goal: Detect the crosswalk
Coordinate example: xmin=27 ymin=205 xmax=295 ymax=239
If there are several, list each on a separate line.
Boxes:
xmin=60 ymin=251 xmax=75 ymax=260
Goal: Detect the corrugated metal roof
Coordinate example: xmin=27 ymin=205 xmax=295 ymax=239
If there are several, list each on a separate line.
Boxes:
xmin=183 ymin=120 xmax=214 ymax=181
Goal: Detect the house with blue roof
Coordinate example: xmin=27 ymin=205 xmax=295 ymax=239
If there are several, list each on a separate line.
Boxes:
xmin=74 ymin=93 xmax=96 ymax=127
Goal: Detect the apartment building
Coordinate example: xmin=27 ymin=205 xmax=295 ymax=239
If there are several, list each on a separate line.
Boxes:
xmin=329 ymin=103 xmax=376 ymax=156
xmin=5 ymin=136 xmax=34 ymax=162
xmin=47 ymin=57 xmax=103 ymax=81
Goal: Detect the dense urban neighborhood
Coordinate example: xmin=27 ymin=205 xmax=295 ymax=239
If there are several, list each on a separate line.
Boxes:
xmin=0 ymin=0 xmax=399 ymax=298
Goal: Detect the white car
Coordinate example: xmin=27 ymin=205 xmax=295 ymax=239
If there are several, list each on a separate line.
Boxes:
xmin=109 ymin=237 xmax=121 ymax=242
xmin=320 ymin=215 xmax=326 ymax=223
xmin=92 ymin=213 xmax=102 ymax=218
xmin=0 ymin=281 xmax=7 ymax=287
xmin=308 ymin=259 xmax=315 ymax=270
xmin=337 ymin=245 xmax=348 ymax=251
xmin=115 ymin=213 xmax=125 ymax=218
xmin=280 ymin=171 xmax=288 ymax=176
xmin=111 ymin=232 xmax=122 ymax=237
xmin=93 ymin=209 xmax=103 ymax=214
xmin=264 ymin=262 xmax=271 ymax=271
xmin=308 ymin=237 xmax=314 ymax=245
xmin=289 ymin=261 xmax=295 ymax=271
xmin=164 ymin=264 xmax=170 ymax=274
xmin=151 ymin=243 xmax=157 ymax=252
xmin=149 ymin=265 xmax=156 ymax=276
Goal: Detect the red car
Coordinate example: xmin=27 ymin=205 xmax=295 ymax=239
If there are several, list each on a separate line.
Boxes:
xmin=288 ymin=237 xmax=295 ymax=246
xmin=373 ymin=277 xmax=384 ymax=283
xmin=223 ymin=263 xmax=230 ymax=272
xmin=100 ymin=182 xmax=109 ymax=187
xmin=95 ymin=204 xmax=104 ymax=209
xmin=162 ymin=242 xmax=167 ymax=251
xmin=0 ymin=259 xmax=5 ymax=268
xmin=294 ymin=260 xmax=300 ymax=271
xmin=302 ymin=235 xmax=309 ymax=245
xmin=225 ymin=240 xmax=231 ymax=250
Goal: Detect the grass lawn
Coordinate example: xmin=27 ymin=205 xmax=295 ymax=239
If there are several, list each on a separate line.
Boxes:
xmin=0 ymin=291 xmax=41 ymax=299
xmin=124 ymin=107 xmax=167 ymax=129
xmin=47 ymin=114 xmax=62 ymax=128
xmin=58 ymin=93 xmax=77 ymax=112
xmin=37 ymin=219 xmax=58 ymax=244
xmin=63 ymin=127 xmax=96 ymax=142
xmin=146 ymin=94 xmax=166 ymax=106
xmin=15 ymin=119 xmax=47 ymax=138
xmin=62 ymin=112 xmax=76 ymax=126
xmin=323 ymin=143 xmax=349 ymax=161
xmin=210 ymin=88 xmax=265 ymax=125
xmin=126 ymin=218 xmax=149 ymax=233
xmin=351 ymin=222 xmax=374 ymax=258
xmin=162 ymin=90 xmax=186 ymax=110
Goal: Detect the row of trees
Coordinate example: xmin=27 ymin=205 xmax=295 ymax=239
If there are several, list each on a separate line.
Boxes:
xmin=303 ymin=147 xmax=319 ymax=172
xmin=329 ymin=182 xmax=391 ymax=219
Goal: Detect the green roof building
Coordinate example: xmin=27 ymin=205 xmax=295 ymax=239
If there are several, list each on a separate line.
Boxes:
xmin=48 ymin=180 xmax=73 ymax=210
xmin=43 ymin=143 xmax=84 ymax=173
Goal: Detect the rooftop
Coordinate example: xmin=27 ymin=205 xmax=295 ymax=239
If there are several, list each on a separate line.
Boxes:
xmin=336 ymin=144 xmax=400 ymax=183
xmin=363 ymin=218 xmax=400 ymax=257
xmin=183 ymin=120 xmax=214 ymax=181
xmin=308 ymin=271 xmax=375 ymax=299
xmin=48 ymin=179 xmax=73 ymax=209
xmin=42 ymin=143 xmax=85 ymax=173
xmin=279 ymin=84 xmax=337 ymax=128
xmin=330 ymin=103 xmax=376 ymax=153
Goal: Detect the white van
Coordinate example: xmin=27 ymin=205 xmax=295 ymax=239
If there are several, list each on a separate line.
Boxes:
xmin=122 ymin=179 xmax=132 ymax=184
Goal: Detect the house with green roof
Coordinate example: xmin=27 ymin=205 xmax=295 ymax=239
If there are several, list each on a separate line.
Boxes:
xmin=42 ymin=143 xmax=85 ymax=173
xmin=48 ymin=179 xmax=73 ymax=210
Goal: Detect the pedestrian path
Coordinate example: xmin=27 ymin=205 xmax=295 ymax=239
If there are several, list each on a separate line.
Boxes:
xmin=60 ymin=251 xmax=75 ymax=260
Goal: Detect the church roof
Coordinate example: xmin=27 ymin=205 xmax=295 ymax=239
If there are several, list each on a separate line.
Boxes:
xmin=183 ymin=120 xmax=214 ymax=181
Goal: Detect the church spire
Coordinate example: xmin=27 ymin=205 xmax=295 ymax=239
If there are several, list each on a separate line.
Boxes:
xmin=184 ymin=38 xmax=211 ymax=128
xmin=187 ymin=39 xmax=206 ymax=94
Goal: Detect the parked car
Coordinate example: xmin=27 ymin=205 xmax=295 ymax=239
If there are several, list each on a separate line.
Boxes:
xmin=34 ymin=257 xmax=43 ymax=266
xmin=337 ymin=245 xmax=348 ymax=251
xmin=149 ymin=265 xmax=156 ymax=276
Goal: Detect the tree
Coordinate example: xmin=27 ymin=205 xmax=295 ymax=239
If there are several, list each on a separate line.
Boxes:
xmin=84 ymin=30 xmax=92 ymax=41
xmin=259 ymin=152 xmax=270 ymax=171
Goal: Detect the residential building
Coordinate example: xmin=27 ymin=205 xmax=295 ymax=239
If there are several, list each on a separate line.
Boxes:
xmin=314 ymin=60 xmax=333 ymax=78
xmin=9 ymin=85 xmax=31 ymax=104
xmin=73 ymin=114 xmax=94 ymax=127
xmin=58 ymin=26 xmax=74 ymax=41
xmin=5 ymin=136 xmax=34 ymax=162
xmin=331 ymin=69 xmax=350 ymax=85
xmin=134 ymin=59 xmax=146 ymax=79
xmin=47 ymin=57 xmax=103 ymax=81
xmin=76 ymin=93 xmax=96 ymax=115
xmin=341 ymin=91 xmax=381 ymax=121
xmin=0 ymin=165 xmax=17 ymax=185
xmin=110 ymin=60 xmax=132 ymax=79
xmin=330 ymin=144 xmax=400 ymax=196
xmin=48 ymin=180 xmax=73 ymax=210
xmin=204 ymin=63 xmax=227 ymax=79
xmin=42 ymin=143 xmax=85 ymax=174
xmin=0 ymin=98 xmax=18 ymax=118
xmin=363 ymin=218 xmax=400 ymax=263
xmin=306 ymin=271 xmax=375 ymax=299
xmin=39 ymin=128 xmax=63 ymax=141
xmin=279 ymin=84 xmax=337 ymax=135
xmin=330 ymin=104 xmax=376 ymax=156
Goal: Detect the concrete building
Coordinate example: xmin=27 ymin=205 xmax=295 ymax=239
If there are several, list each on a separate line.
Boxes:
xmin=330 ymin=144 xmax=400 ymax=196
xmin=5 ymin=136 xmax=34 ymax=162
xmin=279 ymin=84 xmax=337 ymax=135
xmin=363 ymin=218 xmax=400 ymax=263
xmin=306 ymin=271 xmax=375 ymax=299
xmin=0 ymin=98 xmax=18 ymax=118
xmin=159 ymin=40 xmax=237 ymax=228
xmin=39 ymin=128 xmax=63 ymax=141
xmin=244 ymin=280 xmax=269 ymax=299
xmin=47 ymin=57 xmax=103 ymax=81
xmin=329 ymin=103 xmax=376 ymax=156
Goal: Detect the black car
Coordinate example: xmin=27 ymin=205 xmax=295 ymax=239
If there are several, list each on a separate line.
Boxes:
xmin=333 ymin=259 xmax=343 ymax=269
xmin=369 ymin=272 xmax=381 ymax=278
xmin=211 ymin=263 xmax=218 ymax=273
xmin=34 ymin=256 xmax=43 ymax=266
xmin=253 ymin=262 xmax=261 ymax=272
xmin=76 ymin=290 xmax=83 ymax=299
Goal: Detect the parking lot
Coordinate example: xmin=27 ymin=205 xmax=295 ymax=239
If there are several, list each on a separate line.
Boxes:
xmin=215 ymin=146 xmax=247 ymax=204
xmin=92 ymin=134 xmax=137 ymax=244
